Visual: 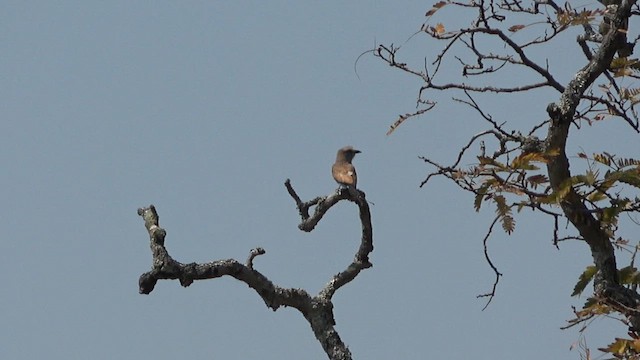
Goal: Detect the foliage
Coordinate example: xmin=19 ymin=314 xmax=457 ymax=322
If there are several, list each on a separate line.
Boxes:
xmin=377 ymin=0 xmax=640 ymax=358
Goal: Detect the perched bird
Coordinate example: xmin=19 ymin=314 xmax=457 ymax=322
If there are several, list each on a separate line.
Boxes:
xmin=332 ymin=146 xmax=361 ymax=195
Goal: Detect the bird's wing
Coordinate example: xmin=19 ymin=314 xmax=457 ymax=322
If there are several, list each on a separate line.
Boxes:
xmin=332 ymin=163 xmax=357 ymax=186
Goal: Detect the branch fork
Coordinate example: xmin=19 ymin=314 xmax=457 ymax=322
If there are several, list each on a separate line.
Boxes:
xmin=137 ymin=179 xmax=374 ymax=360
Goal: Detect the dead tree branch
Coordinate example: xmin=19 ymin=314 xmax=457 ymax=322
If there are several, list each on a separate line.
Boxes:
xmin=137 ymin=179 xmax=374 ymax=360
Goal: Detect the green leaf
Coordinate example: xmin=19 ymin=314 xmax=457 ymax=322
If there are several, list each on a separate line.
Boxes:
xmin=491 ymin=195 xmax=515 ymax=234
xmin=572 ymin=265 xmax=597 ymax=297
xmin=618 ymin=266 xmax=639 ymax=285
xmin=605 ymin=338 xmax=629 ymax=355
xmin=474 ymin=183 xmax=490 ymax=212
xmin=541 ymin=177 xmax=574 ymax=204
xmin=618 ymin=169 xmax=640 ymax=188
xmin=493 ymin=194 xmax=508 ymax=216
xmin=501 ymin=214 xmax=515 ymax=234
xmin=587 ymin=191 xmax=607 ymax=202
xmin=582 ymin=296 xmax=597 ymax=309
xmin=584 ymin=169 xmax=599 ymax=186
xmin=572 ymin=174 xmax=590 ymax=186
xmin=601 ymin=206 xmax=622 ymax=224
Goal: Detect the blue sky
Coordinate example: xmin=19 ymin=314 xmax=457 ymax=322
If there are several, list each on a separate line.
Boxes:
xmin=2 ymin=2 xmax=635 ymax=359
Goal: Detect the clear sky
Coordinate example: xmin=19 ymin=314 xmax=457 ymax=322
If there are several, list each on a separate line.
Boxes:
xmin=2 ymin=2 xmax=636 ymax=359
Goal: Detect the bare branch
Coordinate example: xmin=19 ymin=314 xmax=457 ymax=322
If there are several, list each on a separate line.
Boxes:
xmin=285 ymin=180 xmax=374 ymax=273
xmin=246 ymin=247 xmax=265 ymax=270
xmin=136 ymin=205 xmax=312 ymax=310
xmin=477 ymin=215 xmax=503 ymax=310
xmin=136 ymin=186 xmax=375 ymax=360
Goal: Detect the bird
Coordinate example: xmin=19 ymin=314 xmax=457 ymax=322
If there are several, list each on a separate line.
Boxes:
xmin=332 ymin=146 xmax=361 ymax=195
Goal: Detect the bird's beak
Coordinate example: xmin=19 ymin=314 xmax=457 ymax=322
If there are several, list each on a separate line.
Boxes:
xmin=354 ymin=149 xmax=361 ymax=153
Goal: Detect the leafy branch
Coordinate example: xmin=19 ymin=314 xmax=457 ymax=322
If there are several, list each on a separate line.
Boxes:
xmin=377 ymin=0 xmax=640 ymax=357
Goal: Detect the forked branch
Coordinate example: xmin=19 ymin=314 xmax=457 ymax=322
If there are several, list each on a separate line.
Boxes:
xmin=137 ymin=180 xmax=374 ymax=360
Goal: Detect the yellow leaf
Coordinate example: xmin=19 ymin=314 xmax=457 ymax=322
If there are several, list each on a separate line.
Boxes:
xmin=609 ymin=338 xmax=628 ymax=355
xmin=544 ymin=147 xmax=560 ymax=158
xmin=433 ymin=23 xmax=445 ymax=34
xmin=477 ymin=156 xmax=506 ymax=170
xmin=586 ymin=191 xmax=607 ymax=202
xmin=576 ymin=301 xmax=611 ymax=316
xmin=594 ymin=153 xmax=613 ymax=166
xmin=511 ymin=152 xmax=546 ymax=169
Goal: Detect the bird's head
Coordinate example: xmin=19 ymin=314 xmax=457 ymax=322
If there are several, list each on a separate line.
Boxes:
xmin=336 ymin=146 xmax=361 ymax=163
